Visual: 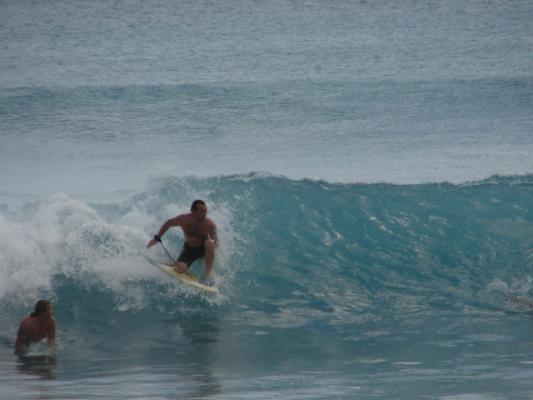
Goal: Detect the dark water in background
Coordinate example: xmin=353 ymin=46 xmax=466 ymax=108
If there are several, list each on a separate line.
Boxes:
xmin=1 ymin=0 xmax=533 ymax=398
xmin=1 ymin=0 xmax=532 ymax=202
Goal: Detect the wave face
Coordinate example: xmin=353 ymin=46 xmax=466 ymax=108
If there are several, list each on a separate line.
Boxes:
xmin=1 ymin=174 xmax=533 ymax=398
xmin=1 ymin=174 xmax=532 ymax=333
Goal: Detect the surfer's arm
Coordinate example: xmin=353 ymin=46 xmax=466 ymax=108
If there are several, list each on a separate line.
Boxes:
xmin=156 ymin=216 xmax=182 ymax=238
xmin=147 ymin=216 xmax=183 ymax=248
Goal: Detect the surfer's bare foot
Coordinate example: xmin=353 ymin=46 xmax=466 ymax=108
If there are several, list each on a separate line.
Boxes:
xmin=174 ymin=262 xmax=187 ymax=274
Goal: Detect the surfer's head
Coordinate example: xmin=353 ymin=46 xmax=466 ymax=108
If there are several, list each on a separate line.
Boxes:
xmin=191 ymin=199 xmax=208 ymax=221
xmin=31 ymin=300 xmax=52 ymax=318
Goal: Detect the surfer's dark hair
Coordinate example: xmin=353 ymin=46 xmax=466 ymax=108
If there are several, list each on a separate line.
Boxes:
xmin=191 ymin=199 xmax=206 ymax=211
xmin=31 ymin=300 xmax=50 ymax=317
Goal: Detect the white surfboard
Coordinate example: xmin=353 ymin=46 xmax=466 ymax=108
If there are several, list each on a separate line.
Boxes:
xmin=146 ymin=257 xmax=219 ymax=294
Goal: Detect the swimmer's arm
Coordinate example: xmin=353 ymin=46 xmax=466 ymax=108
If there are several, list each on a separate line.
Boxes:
xmin=47 ymin=319 xmax=57 ymax=347
xmin=14 ymin=323 xmax=29 ymax=353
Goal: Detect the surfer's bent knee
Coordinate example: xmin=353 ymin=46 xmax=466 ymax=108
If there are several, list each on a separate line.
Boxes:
xmin=204 ymin=239 xmax=215 ymax=250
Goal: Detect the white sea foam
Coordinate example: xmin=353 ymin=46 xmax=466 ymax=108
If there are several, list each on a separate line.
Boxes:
xmin=0 ymin=192 xmax=238 ymax=307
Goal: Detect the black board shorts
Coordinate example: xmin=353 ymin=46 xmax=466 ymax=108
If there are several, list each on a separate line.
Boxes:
xmin=177 ymin=242 xmax=206 ymax=267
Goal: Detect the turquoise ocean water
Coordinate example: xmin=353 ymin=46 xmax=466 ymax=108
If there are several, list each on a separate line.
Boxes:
xmin=1 ymin=0 xmax=533 ymax=399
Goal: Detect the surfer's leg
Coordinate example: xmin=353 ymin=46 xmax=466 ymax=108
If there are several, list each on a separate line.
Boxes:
xmin=204 ymin=239 xmax=215 ymax=277
xmin=176 ymin=243 xmax=194 ymax=273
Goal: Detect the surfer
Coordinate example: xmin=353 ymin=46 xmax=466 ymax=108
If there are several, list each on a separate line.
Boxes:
xmin=14 ymin=300 xmax=56 ymax=357
xmin=147 ymin=199 xmax=218 ymax=285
